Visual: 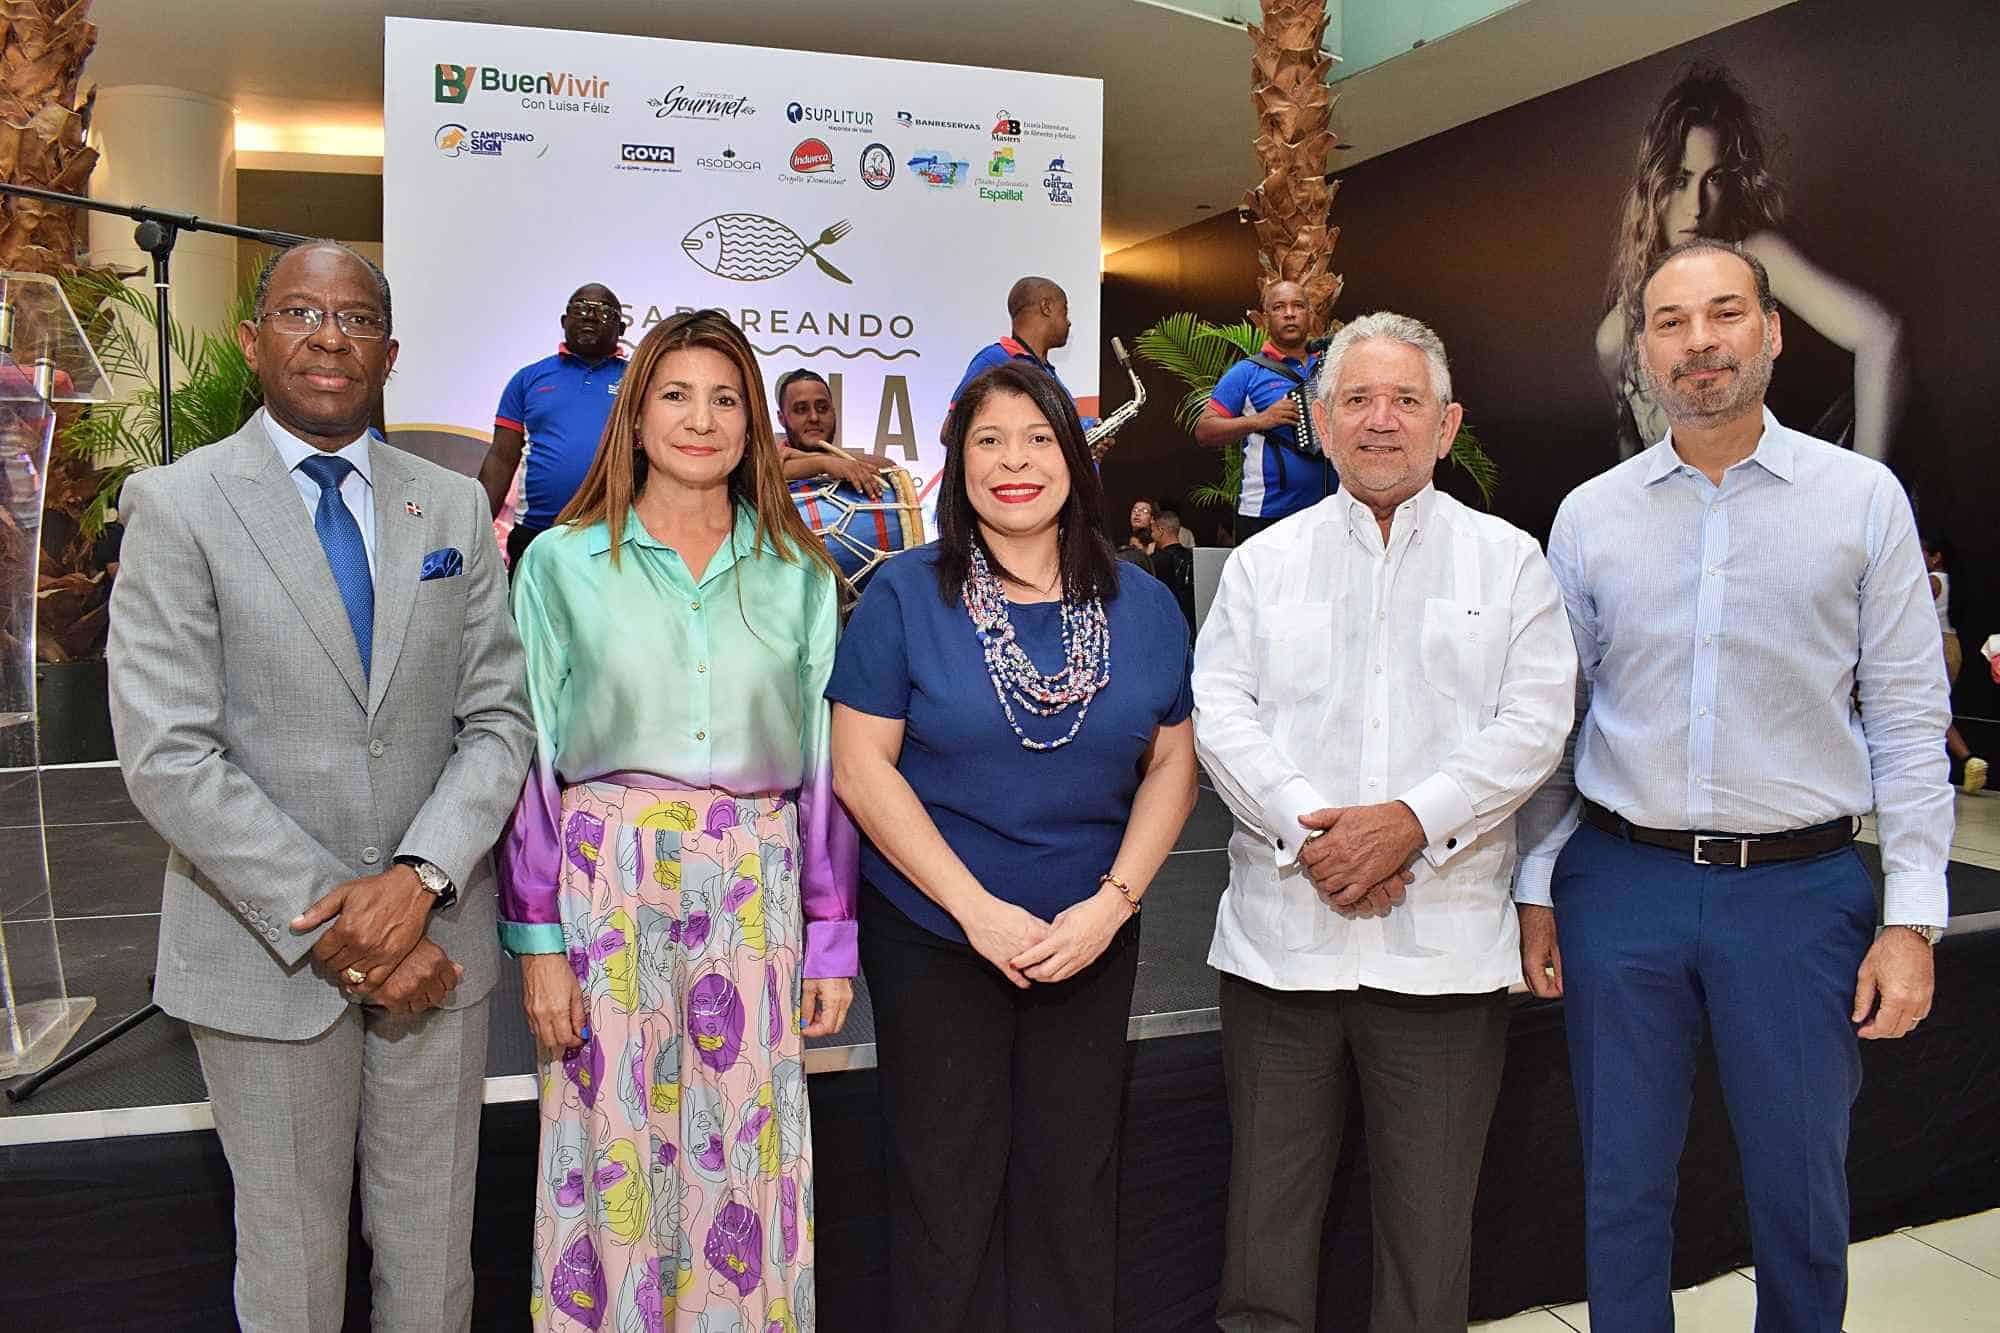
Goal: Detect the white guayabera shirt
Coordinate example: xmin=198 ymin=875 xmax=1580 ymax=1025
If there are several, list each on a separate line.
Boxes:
xmin=1193 ymin=484 xmax=1578 ymax=995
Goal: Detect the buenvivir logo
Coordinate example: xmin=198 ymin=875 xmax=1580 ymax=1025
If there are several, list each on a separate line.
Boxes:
xmin=433 ymin=63 xmax=610 ymax=114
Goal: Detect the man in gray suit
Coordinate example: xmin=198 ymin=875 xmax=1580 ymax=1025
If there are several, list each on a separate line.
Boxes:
xmin=109 ymin=240 xmax=534 ymax=1331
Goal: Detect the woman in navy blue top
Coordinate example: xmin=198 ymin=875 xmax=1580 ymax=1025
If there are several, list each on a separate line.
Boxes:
xmin=828 ymin=361 xmax=1197 ymax=1332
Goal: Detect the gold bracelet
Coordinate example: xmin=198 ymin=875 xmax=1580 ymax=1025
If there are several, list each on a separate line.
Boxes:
xmin=1100 ymin=873 xmax=1141 ymax=914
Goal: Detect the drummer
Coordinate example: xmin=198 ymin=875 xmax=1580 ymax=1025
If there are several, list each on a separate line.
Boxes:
xmin=777 ymin=367 xmax=892 ymax=500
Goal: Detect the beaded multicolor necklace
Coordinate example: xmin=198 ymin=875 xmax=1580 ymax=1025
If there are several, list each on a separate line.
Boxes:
xmin=962 ymin=544 xmax=1111 ymax=751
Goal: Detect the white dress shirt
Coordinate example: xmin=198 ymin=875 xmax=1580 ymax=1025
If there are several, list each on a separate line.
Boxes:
xmin=1513 ymin=410 xmax=1952 ymax=928
xmin=261 ymin=408 xmax=378 ymax=578
xmin=1194 ymin=485 xmax=1577 ymax=994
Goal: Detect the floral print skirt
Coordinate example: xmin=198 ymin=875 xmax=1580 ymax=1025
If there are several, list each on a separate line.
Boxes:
xmin=532 ymin=780 xmax=816 ymax=1332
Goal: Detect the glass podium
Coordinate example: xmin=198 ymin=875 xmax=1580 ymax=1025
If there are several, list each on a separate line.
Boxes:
xmin=0 ymin=271 xmax=110 ymax=1078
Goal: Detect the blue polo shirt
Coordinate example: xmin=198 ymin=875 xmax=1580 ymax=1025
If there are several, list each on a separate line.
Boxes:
xmin=950 ymin=336 xmax=1096 ymax=428
xmin=1209 ymin=342 xmax=1335 ymax=521
xmin=495 ymin=345 xmax=626 ymax=530
xmin=825 ymin=545 xmax=1192 ymax=942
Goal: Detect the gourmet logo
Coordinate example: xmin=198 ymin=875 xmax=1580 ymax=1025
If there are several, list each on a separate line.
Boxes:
xmin=648 ymin=84 xmax=756 ymax=121
xmin=434 ymin=63 xmax=609 ymax=109
xmin=789 ymin=138 xmax=834 ymax=174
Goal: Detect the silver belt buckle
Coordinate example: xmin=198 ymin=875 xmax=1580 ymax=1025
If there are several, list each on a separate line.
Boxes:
xmin=1692 ymin=834 xmax=1752 ymax=869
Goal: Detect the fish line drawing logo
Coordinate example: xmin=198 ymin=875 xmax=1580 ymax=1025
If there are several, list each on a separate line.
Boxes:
xmin=682 ymin=215 xmax=854 ymax=285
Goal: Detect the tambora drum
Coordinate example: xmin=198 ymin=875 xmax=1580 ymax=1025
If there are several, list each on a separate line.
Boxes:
xmin=787 ymin=465 xmax=924 ymax=591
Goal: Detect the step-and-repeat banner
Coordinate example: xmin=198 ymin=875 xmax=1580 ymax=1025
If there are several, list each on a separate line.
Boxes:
xmin=383 ymin=17 xmax=1102 ymax=511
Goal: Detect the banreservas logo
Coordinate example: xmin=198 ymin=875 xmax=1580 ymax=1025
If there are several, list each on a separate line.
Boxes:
xmin=897 ymin=109 xmax=981 ymax=132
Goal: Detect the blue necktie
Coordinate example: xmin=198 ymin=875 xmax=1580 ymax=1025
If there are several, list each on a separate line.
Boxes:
xmin=296 ymin=453 xmax=374 ymax=679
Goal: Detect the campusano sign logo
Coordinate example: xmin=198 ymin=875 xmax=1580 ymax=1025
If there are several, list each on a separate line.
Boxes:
xmin=789 ymin=138 xmax=834 ymax=174
xmin=434 ymin=63 xmax=610 ymax=114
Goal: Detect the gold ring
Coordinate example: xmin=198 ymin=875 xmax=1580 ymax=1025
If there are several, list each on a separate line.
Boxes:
xmin=343 ymin=967 xmax=367 ymax=985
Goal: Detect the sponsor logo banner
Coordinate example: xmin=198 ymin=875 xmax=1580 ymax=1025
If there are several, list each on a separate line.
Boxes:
xmin=906 ymin=148 xmax=969 ymax=189
xmin=695 ymin=146 xmax=762 ymax=173
xmin=986 ymin=146 xmax=1017 ymax=178
xmin=434 ymin=63 xmax=610 ymax=113
xmin=782 ymin=137 xmax=845 ymax=185
xmin=1043 ymin=156 xmax=1074 ymax=204
xmin=435 ymin=123 xmax=541 ymax=158
xmin=978 ymin=182 xmax=1026 ymax=203
xmin=616 ymin=142 xmax=679 ymax=174
xmin=896 ymin=109 xmax=981 ymax=132
xmin=648 ymin=83 xmax=756 ymax=120
xmin=786 ymin=100 xmax=875 ymax=133
xmin=859 ymin=142 xmax=895 ymax=190
xmin=991 ymin=109 xmax=1021 ymax=141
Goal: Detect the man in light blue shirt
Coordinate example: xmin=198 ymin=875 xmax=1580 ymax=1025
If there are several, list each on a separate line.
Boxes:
xmin=1513 ymin=239 xmax=1951 ymax=1332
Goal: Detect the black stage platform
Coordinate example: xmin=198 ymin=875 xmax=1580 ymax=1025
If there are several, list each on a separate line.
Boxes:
xmin=5 ymin=765 xmax=1999 ymax=1330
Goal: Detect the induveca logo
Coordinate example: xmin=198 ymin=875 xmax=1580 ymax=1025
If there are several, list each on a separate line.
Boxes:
xmin=783 ymin=137 xmax=845 ymax=185
xmin=786 ymin=101 xmax=875 ymax=134
xmin=1043 ymin=156 xmax=1074 ymax=205
xmin=433 ymin=63 xmax=610 ymax=114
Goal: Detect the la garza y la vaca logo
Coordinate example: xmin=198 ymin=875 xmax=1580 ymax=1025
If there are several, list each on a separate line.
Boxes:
xmin=991 ymin=110 xmax=1021 ymax=141
xmin=432 ymin=64 xmax=609 ymax=114
xmin=896 ymin=108 xmax=981 ymax=132
xmin=1043 ymin=156 xmax=1074 ymax=204
xmin=906 ymin=148 xmax=969 ymax=189
xmin=786 ymin=100 xmax=875 ymax=134
xmin=783 ymin=138 xmax=844 ymax=185
xmin=696 ymin=146 xmax=761 ymax=174
xmin=648 ymin=83 xmax=756 ymax=121
xmin=859 ymin=143 xmax=895 ymax=190
xmin=615 ymin=142 xmax=679 ymax=174
xmin=435 ymin=123 xmax=542 ymax=159
xmin=682 ymin=215 xmax=855 ymax=285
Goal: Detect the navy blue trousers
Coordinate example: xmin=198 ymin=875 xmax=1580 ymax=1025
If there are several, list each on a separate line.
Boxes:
xmin=1552 ymin=821 xmax=1875 ymax=1333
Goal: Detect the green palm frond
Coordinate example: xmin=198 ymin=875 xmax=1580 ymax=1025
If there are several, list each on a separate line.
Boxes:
xmin=56 ymin=272 xmax=264 ymax=535
xmin=1194 ymin=320 xmax=1265 ymax=359
xmin=1449 ymin=423 xmax=1500 ymax=509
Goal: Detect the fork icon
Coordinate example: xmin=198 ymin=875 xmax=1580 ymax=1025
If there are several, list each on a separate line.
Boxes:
xmin=803 ymin=220 xmax=854 ymax=284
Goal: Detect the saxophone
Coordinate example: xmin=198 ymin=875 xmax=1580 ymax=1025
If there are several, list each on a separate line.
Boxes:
xmin=1083 ymin=337 xmax=1145 ymax=463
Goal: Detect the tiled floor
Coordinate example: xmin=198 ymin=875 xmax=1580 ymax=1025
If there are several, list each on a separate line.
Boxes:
xmin=1473 ymin=1207 xmax=2000 ymax=1331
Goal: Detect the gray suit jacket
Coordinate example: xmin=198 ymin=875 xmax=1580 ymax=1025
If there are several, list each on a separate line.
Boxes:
xmin=108 ymin=416 xmax=535 ymax=1040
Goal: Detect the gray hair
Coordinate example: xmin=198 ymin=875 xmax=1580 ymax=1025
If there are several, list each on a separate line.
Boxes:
xmin=1314 ymin=311 xmax=1452 ymax=407
xmin=253 ymin=240 xmax=393 ymax=334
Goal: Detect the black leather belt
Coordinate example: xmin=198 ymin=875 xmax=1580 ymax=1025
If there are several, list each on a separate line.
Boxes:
xmin=1581 ymin=800 xmax=1857 ymax=868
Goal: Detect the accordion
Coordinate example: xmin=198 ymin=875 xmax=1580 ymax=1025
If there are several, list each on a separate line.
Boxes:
xmin=1285 ymin=384 xmax=1322 ymax=458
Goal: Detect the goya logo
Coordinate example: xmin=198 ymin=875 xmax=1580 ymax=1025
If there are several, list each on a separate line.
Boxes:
xmin=1043 ymin=156 xmax=1074 ymax=205
xmin=621 ymin=144 xmax=675 ymax=164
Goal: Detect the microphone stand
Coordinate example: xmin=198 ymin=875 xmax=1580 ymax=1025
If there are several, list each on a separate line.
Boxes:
xmin=0 ymin=181 xmax=308 ymax=463
xmin=0 ymin=187 xmax=304 ymax=1102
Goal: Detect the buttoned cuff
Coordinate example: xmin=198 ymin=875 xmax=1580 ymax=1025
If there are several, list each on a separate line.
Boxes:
xmin=803 ymin=917 xmax=859 ymax=979
xmin=1880 ymin=871 xmax=1949 ymax=930
xmin=1512 ymin=854 xmax=1557 ymax=908
xmin=1264 ymin=776 xmax=1329 ymax=866
xmin=498 ymin=920 xmax=566 ymax=957
xmin=1398 ymin=772 xmax=1475 ymax=868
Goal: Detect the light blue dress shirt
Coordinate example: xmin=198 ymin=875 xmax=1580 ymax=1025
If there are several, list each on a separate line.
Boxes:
xmin=1515 ymin=409 xmax=1952 ymax=928
xmin=261 ymin=408 xmax=377 ymax=579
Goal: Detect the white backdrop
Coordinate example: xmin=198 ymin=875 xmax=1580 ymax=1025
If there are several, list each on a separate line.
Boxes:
xmin=382 ymin=17 xmax=1102 ymax=509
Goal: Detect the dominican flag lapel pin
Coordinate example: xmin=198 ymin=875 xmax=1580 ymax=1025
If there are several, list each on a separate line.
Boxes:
xmin=405 ymin=500 xmax=424 ymax=518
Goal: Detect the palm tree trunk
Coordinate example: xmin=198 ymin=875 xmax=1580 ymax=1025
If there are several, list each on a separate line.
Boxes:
xmin=0 ymin=0 xmax=104 ymax=662
xmin=1245 ymin=0 xmax=1342 ymax=338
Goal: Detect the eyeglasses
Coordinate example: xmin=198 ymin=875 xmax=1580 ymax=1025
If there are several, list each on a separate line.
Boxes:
xmin=566 ymin=300 xmax=626 ymax=322
xmin=260 ymin=306 xmax=389 ymax=340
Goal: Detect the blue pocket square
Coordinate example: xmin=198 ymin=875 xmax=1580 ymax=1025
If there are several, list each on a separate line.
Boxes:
xmin=420 ymin=547 xmax=464 ymax=581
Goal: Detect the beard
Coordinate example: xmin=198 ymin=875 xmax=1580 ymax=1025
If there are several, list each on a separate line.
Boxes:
xmin=1643 ymin=334 xmax=1776 ymax=427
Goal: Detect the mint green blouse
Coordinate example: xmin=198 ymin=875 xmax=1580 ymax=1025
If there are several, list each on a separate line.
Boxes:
xmin=496 ymin=506 xmax=859 ymax=975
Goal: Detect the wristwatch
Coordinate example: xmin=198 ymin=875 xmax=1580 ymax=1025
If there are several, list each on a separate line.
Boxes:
xmin=1890 ymin=923 xmax=1944 ymax=946
xmin=395 ymin=856 xmax=458 ymax=913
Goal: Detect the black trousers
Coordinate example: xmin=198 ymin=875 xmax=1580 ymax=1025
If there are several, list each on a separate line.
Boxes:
xmin=1217 ymin=974 xmax=1511 ymax=1333
xmin=504 ymin=521 xmax=546 ymax=578
xmin=860 ymin=888 xmax=1141 ymax=1333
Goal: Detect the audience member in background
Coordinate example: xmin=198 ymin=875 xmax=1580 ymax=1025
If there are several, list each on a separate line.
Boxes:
xmin=1195 ymin=280 xmax=1335 ymax=540
xmin=1125 ymin=497 xmax=1156 ymax=555
xmin=109 ymin=240 xmax=534 ymax=1331
xmin=1924 ymin=535 xmax=1986 ymax=792
xmin=775 ymin=366 xmax=894 ymax=500
xmin=949 ymin=276 xmax=1095 ymax=430
xmin=1196 ymin=312 xmax=1575 ymax=1333
xmin=1518 ymin=240 xmax=1949 ymax=1332
xmin=829 ymin=362 xmax=1196 ymax=1332
xmin=1149 ymin=503 xmax=1196 ymax=630
xmin=501 ymin=310 xmax=857 ymax=1331
xmin=481 ymin=283 xmax=629 ymax=572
